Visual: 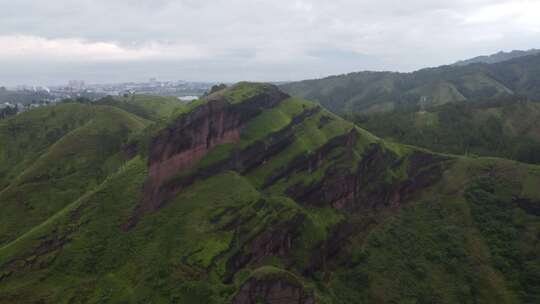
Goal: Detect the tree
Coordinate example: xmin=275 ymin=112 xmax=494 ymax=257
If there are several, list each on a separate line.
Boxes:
xmin=204 ymin=84 xmax=227 ymax=96
xmin=0 ymin=106 xmax=17 ymax=119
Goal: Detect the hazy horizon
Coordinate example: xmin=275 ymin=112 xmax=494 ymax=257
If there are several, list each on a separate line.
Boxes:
xmin=1 ymin=0 xmax=540 ymax=86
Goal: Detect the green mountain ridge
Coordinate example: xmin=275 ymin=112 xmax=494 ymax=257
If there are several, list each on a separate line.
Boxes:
xmin=352 ymin=96 xmax=540 ymax=165
xmin=453 ymin=49 xmax=540 ymax=66
xmin=280 ymin=53 xmax=540 ymax=114
xmin=0 ymin=83 xmax=539 ymax=303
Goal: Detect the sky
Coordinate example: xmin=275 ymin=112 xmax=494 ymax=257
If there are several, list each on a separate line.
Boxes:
xmin=0 ymin=0 xmax=539 ymax=86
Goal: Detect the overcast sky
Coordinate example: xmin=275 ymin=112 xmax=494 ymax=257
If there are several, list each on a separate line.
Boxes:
xmin=1 ymin=0 xmax=539 ymax=86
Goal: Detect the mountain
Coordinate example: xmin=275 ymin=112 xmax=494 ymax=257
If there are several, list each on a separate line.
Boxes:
xmin=352 ymin=96 xmax=540 ymax=164
xmin=0 ymin=103 xmax=151 ymax=245
xmin=454 ymin=49 xmax=540 ymax=66
xmin=0 ymin=94 xmax=187 ymax=246
xmin=280 ymin=53 xmax=540 ymax=114
xmin=1 ymin=83 xmax=539 ymax=303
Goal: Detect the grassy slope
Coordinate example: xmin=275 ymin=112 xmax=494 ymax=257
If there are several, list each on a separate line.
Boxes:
xmin=0 ymin=103 xmax=150 ymax=245
xmin=0 ymin=103 xmax=97 ymax=188
xmin=0 ymin=84 xmax=539 ymax=303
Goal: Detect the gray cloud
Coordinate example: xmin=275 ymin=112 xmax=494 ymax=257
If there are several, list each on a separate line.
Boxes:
xmin=0 ymin=0 xmax=539 ymax=85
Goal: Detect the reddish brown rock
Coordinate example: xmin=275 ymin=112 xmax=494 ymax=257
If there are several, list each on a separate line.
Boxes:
xmin=284 ymin=139 xmax=450 ymax=212
xmin=124 ymin=86 xmax=288 ymax=229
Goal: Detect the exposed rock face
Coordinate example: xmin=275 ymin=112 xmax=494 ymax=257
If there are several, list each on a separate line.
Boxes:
xmin=144 ymin=100 xmax=241 ymax=210
xmin=125 ymin=87 xmax=288 ymax=229
xmin=221 ymin=131 xmax=449 ymax=280
xmin=233 ymin=277 xmax=315 ymax=304
xmin=284 ymin=138 xmax=449 ymax=211
xmin=225 ymin=214 xmax=305 ymax=282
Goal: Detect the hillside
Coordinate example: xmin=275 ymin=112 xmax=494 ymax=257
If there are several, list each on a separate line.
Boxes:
xmin=0 ymin=103 xmax=150 ymax=245
xmin=0 ymin=83 xmax=539 ymax=303
xmin=454 ymin=49 xmax=540 ymax=66
xmin=280 ymin=53 xmax=540 ymax=114
xmin=352 ymin=96 xmax=540 ymax=164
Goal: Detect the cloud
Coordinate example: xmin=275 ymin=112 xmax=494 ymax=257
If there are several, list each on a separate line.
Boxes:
xmin=0 ymin=35 xmax=209 ymax=62
xmin=0 ymin=0 xmax=539 ymax=85
xmin=464 ymin=0 xmax=540 ymax=24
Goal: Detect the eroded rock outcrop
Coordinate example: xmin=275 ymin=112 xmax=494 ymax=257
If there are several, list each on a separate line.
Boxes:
xmin=225 ymin=214 xmax=305 ymax=282
xmin=233 ymin=276 xmax=315 ymax=304
xmin=125 ymin=86 xmax=288 ymax=228
xmin=284 ymin=137 xmax=450 ymax=211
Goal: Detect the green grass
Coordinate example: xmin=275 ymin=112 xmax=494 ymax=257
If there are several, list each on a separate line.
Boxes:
xmin=0 ymin=104 xmax=149 ymax=245
xmin=240 ymin=96 xmax=314 ymax=147
xmin=247 ymin=108 xmax=355 ymax=188
xmin=171 ymin=82 xmax=278 ymax=118
xmin=0 ymin=156 xmax=148 ymax=303
xmin=223 ymin=82 xmax=273 ymax=104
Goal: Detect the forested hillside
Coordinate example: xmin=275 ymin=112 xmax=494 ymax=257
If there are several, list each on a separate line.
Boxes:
xmin=281 ymin=54 xmax=540 ymax=115
xmin=351 ymin=96 xmax=540 ymax=164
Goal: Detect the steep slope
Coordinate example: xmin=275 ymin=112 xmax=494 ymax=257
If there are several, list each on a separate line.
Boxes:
xmin=0 ymin=83 xmax=539 ymax=303
xmin=352 ymin=96 xmax=540 ymax=164
xmin=0 ymin=103 xmax=150 ymax=245
xmin=280 ymin=53 xmax=540 ymax=114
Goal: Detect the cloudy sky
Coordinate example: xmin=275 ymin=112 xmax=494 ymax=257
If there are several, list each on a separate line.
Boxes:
xmin=1 ymin=0 xmax=539 ymax=85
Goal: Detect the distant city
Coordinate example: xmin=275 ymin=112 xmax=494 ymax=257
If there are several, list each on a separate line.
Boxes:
xmin=0 ymin=79 xmax=218 ymax=114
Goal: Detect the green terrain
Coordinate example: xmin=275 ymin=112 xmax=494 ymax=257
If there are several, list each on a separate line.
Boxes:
xmin=351 ymin=96 xmax=540 ymax=164
xmin=0 ymin=83 xmax=539 ymax=303
xmin=280 ymin=53 xmax=540 ymax=115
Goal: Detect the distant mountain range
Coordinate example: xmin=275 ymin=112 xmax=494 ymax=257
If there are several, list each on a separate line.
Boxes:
xmin=281 ymin=50 xmax=540 ymax=114
xmin=453 ymin=49 xmax=540 ymax=66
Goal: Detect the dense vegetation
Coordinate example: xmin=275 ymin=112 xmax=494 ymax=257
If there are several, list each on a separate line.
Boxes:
xmin=0 ymin=83 xmax=539 ymax=303
xmin=281 ymin=53 xmax=540 ymax=115
xmin=350 ymin=96 xmax=540 ymax=164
